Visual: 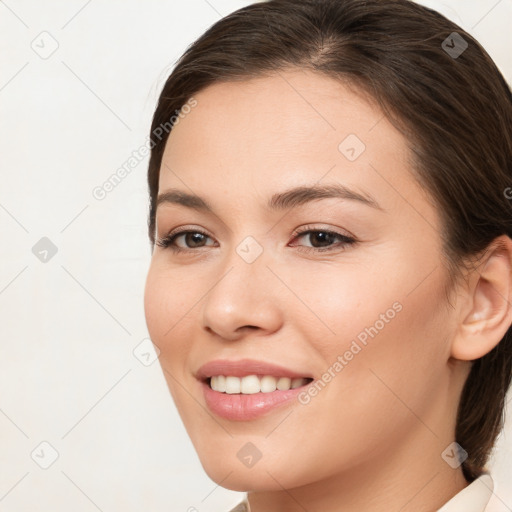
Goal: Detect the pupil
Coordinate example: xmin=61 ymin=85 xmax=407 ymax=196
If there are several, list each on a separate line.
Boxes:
xmin=312 ymin=232 xmax=333 ymax=247
xmin=187 ymin=233 xmax=205 ymax=247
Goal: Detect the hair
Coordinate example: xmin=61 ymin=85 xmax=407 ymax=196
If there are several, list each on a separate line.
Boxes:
xmin=146 ymin=0 xmax=512 ymax=481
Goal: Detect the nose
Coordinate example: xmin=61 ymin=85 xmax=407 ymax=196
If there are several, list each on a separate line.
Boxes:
xmin=200 ymin=250 xmax=284 ymax=341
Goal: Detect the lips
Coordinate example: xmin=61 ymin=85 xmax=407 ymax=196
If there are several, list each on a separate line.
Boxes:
xmin=196 ymin=359 xmax=314 ymax=421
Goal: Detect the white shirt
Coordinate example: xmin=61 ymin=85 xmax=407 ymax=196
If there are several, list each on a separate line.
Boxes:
xmin=438 ymin=474 xmax=493 ymax=512
xmin=228 ymin=474 xmax=494 ymax=512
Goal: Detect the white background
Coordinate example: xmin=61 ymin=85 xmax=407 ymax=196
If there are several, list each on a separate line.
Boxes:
xmin=0 ymin=1 xmax=511 ymax=511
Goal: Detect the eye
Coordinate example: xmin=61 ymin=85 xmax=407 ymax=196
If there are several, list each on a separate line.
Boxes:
xmin=290 ymin=227 xmax=356 ymax=253
xmin=155 ymin=228 xmax=216 ymax=252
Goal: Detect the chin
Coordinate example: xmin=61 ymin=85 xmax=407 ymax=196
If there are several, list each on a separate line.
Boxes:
xmin=200 ymin=460 xmax=287 ymax=492
xmin=193 ymin=436 xmax=321 ymax=492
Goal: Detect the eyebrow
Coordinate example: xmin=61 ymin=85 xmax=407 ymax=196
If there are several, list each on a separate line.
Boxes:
xmin=156 ymin=183 xmax=383 ymax=213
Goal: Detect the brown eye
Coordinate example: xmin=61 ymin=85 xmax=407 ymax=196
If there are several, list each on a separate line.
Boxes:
xmin=155 ymin=229 xmax=215 ymax=251
xmin=291 ymin=229 xmax=356 ymax=253
xmin=180 ymin=232 xmax=208 ymax=248
xmin=303 ymin=231 xmax=339 ymax=248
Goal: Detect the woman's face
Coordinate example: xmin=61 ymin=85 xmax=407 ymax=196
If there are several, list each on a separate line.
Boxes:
xmin=144 ymin=70 xmax=463 ymax=491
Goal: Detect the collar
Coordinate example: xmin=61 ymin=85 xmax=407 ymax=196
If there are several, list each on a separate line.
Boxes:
xmin=229 ymin=474 xmax=494 ymax=512
xmin=437 ymin=474 xmax=493 ymax=511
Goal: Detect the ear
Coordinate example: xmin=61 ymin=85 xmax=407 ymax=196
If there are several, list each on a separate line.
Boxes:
xmin=451 ymin=235 xmax=512 ymax=361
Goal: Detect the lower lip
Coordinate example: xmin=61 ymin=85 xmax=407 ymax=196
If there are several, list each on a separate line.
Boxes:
xmin=201 ymin=380 xmax=310 ymax=421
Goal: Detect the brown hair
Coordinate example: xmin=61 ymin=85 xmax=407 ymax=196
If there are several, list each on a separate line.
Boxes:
xmin=146 ymin=0 xmax=512 ymax=481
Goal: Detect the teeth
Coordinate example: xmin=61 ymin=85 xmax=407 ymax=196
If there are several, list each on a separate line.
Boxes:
xmin=260 ymin=375 xmax=277 ymax=393
xmin=291 ymin=378 xmax=304 ymax=389
xmin=240 ymin=375 xmax=260 ymax=394
xmin=276 ymin=377 xmax=291 ymax=390
xmin=210 ymin=375 xmax=226 ymax=392
xmin=209 ymin=375 xmax=309 ymax=394
xmin=225 ymin=376 xmax=241 ymax=394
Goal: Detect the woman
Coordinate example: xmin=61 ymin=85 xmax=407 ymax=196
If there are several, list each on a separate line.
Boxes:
xmin=143 ymin=0 xmax=512 ymax=510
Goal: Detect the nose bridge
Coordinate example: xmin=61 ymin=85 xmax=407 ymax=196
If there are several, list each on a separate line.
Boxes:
xmin=213 ymin=231 xmax=270 ymax=292
xmin=200 ymin=234 xmax=282 ymax=338
xmin=207 ymin=233 xmax=269 ymax=311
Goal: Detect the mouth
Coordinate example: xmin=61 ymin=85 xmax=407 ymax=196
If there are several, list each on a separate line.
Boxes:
xmin=196 ymin=359 xmax=315 ymax=421
xmin=206 ymin=375 xmax=313 ymax=394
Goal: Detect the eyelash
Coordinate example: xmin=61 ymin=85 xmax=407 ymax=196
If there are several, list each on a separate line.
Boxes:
xmin=155 ymin=225 xmax=357 ymax=254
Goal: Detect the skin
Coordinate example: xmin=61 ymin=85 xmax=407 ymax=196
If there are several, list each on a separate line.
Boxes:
xmin=144 ymin=69 xmax=512 ymax=512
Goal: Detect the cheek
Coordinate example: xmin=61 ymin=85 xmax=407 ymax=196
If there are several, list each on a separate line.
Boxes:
xmin=287 ymin=259 xmax=405 ymax=356
xmin=143 ymin=264 xmax=191 ymax=359
xmin=144 ymin=265 xmax=198 ymax=412
xmin=296 ymin=237 xmax=449 ymax=356
xmin=291 ymin=253 xmax=452 ymax=416
xmin=144 ymin=266 xmax=170 ymax=341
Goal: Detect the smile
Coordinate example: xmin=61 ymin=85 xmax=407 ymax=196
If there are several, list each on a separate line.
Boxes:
xmin=209 ymin=375 xmax=312 ymax=394
xmin=196 ymin=359 xmax=315 ymax=421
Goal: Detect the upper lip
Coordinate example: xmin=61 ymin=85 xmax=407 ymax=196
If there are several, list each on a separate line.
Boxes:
xmin=195 ymin=359 xmax=313 ymax=381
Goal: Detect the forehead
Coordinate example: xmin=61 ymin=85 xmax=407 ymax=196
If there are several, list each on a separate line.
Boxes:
xmin=158 ymin=70 xmax=419 ymax=217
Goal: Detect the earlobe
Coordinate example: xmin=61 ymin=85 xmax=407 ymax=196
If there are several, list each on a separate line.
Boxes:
xmin=451 ymin=235 xmax=512 ymax=361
